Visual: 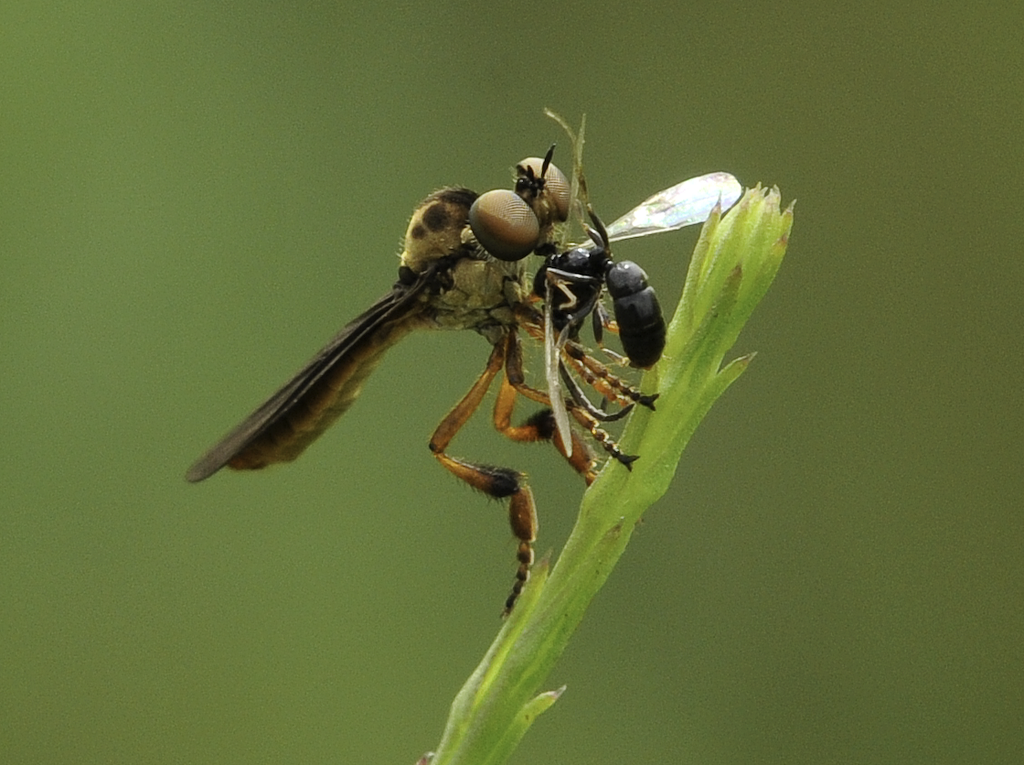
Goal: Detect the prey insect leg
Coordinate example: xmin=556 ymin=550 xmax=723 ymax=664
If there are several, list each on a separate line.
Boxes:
xmin=562 ymin=340 xmax=659 ymax=410
xmin=517 ymin=311 xmax=653 ymax=411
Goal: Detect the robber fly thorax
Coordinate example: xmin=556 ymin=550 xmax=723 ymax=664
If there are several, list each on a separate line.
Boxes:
xmin=395 ymin=188 xmax=528 ymax=343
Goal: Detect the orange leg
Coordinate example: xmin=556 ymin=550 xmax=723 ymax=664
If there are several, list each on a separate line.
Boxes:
xmin=506 ymin=326 xmax=640 ymax=471
xmin=495 ymin=333 xmax=599 ymax=484
xmin=428 ymin=333 xmax=537 ymax=615
xmin=429 ymin=324 xmax=642 ymax=613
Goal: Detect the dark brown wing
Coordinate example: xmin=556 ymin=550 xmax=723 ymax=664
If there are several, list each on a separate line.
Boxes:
xmin=186 ymin=274 xmax=434 ymax=482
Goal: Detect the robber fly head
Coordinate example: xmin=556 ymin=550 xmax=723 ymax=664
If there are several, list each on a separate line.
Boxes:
xmin=467 ymin=145 xmax=570 ymax=262
xmin=512 ymin=146 xmax=571 ymax=230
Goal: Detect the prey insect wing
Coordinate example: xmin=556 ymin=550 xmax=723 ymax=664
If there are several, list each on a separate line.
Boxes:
xmin=603 ymin=172 xmax=742 ymax=243
xmin=543 ymin=277 xmax=575 ymax=456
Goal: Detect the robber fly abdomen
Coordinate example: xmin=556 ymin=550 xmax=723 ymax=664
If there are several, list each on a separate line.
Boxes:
xmin=187 ymin=141 xmax=741 ymax=615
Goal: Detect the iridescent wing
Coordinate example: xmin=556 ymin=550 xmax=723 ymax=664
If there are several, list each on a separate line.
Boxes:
xmin=604 ymin=172 xmax=742 ymax=243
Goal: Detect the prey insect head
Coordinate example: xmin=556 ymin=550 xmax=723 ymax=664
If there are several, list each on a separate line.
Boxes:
xmin=532 ymin=244 xmax=605 ymax=332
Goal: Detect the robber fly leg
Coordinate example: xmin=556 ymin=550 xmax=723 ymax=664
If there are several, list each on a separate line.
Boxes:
xmin=503 ymin=366 xmax=636 ymax=473
xmin=428 ymin=333 xmax=537 ymax=616
xmin=496 ymin=332 xmax=598 ymax=484
xmin=494 ymin=372 xmax=599 ymax=485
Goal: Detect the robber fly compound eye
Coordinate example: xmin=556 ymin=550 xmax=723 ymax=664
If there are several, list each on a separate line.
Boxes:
xmin=468 ymin=189 xmax=541 ymax=261
xmin=515 ymin=152 xmax=570 ymax=223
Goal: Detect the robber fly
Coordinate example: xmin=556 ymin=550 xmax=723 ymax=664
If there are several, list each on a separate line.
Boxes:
xmin=186 ymin=146 xmax=741 ymax=613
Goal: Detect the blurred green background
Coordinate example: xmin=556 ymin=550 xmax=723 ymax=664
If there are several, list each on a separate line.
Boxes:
xmin=2 ymin=1 xmax=1021 ymax=763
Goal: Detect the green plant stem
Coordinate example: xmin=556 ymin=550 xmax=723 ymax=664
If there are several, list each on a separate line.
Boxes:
xmin=426 ymin=185 xmax=793 ymax=765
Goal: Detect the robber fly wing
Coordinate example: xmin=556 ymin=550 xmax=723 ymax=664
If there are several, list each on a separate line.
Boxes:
xmin=185 ymin=273 xmax=434 ymax=482
xmin=603 ymin=172 xmax=742 ymax=243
